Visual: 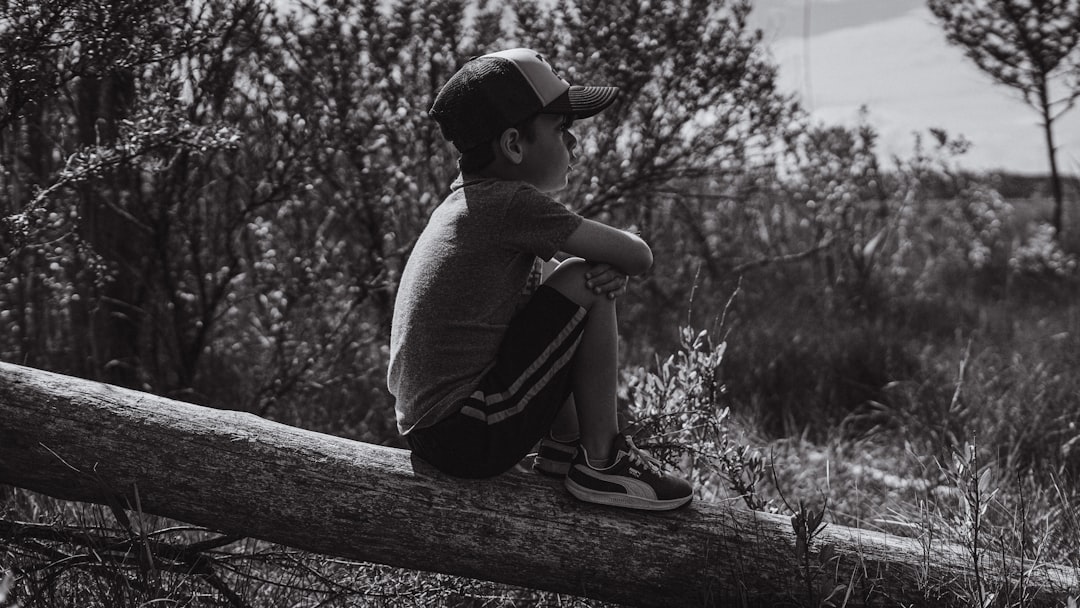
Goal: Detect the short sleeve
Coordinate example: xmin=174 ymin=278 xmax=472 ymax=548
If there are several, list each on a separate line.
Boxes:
xmin=501 ymin=186 xmax=584 ymax=260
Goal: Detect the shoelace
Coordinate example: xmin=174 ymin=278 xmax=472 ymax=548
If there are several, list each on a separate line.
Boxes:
xmin=622 ymin=436 xmax=663 ymax=473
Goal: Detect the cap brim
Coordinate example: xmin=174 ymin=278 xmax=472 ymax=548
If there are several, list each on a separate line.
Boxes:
xmin=542 ymin=85 xmax=619 ymax=119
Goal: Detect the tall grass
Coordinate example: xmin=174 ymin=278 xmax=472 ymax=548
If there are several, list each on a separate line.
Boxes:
xmin=615 ymin=172 xmax=1080 ymax=605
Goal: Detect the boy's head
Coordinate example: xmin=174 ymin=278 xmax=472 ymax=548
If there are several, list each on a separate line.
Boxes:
xmin=429 ymin=49 xmax=619 ymax=162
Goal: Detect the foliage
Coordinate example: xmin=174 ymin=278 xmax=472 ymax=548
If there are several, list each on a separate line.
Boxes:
xmin=0 ymin=0 xmax=791 ymax=437
xmin=1010 ymin=222 xmax=1080 ymax=277
xmin=887 ymin=131 xmax=1018 ymax=296
xmin=623 ymin=322 xmax=772 ymax=511
xmin=925 ymin=0 xmax=1080 ymax=113
xmin=927 ymin=0 xmax=1080 ymax=237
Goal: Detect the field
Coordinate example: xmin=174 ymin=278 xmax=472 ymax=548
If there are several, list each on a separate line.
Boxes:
xmin=3 ymin=189 xmax=1080 ymax=607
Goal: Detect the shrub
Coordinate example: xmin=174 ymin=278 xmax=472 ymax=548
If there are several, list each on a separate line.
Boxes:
xmin=1010 ymin=223 xmax=1080 ymax=278
xmin=623 ymin=324 xmax=772 ymax=510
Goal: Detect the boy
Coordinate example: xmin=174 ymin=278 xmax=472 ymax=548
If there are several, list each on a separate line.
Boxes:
xmin=388 ymin=48 xmax=692 ymax=511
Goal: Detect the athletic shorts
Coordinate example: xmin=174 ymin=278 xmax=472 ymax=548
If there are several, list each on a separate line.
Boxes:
xmin=406 ymin=285 xmax=586 ymax=478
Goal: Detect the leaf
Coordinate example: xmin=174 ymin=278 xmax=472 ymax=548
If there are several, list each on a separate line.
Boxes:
xmin=821 ymin=583 xmax=849 ymax=606
xmin=861 ymin=227 xmax=888 ymax=263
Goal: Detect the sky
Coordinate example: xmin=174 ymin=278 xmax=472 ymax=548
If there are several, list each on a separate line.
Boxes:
xmin=747 ymin=0 xmax=1080 ymax=175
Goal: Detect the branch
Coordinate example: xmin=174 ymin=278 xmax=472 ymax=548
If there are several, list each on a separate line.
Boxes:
xmin=732 ymin=237 xmax=835 ymax=275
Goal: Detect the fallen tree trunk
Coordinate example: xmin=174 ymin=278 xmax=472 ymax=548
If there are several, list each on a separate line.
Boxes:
xmin=0 ymin=361 xmax=1075 ymax=607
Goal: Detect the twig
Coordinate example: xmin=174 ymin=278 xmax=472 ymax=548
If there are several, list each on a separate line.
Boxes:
xmin=732 ymin=237 xmax=835 ymax=274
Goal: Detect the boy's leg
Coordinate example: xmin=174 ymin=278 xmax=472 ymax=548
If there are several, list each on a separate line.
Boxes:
xmin=542 ymin=257 xmax=581 ymax=444
xmin=548 ymin=396 xmax=578 ymax=442
xmin=542 ymin=258 xmax=620 ymax=464
xmin=544 ymin=258 xmax=693 ymax=511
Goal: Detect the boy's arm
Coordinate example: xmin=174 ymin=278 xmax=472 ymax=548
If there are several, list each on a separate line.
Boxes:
xmin=560 ymin=218 xmax=653 ymax=276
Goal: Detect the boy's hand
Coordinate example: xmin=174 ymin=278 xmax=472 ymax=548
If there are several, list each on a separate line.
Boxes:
xmin=584 ymin=263 xmax=629 ymax=299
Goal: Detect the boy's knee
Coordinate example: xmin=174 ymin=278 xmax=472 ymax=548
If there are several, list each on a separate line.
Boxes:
xmin=543 ymin=258 xmax=610 ymax=309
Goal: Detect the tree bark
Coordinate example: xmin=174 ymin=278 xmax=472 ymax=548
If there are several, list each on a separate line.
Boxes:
xmin=0 ymin=361 xmax=1076 ymax=607
xmin=1032 ymin=82 xmax=1067 ymax=238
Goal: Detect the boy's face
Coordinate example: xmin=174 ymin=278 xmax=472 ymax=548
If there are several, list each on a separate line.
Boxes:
xmin=518 ymin=113 xmax=577 ymax=193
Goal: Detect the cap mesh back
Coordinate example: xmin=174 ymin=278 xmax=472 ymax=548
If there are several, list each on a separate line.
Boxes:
xmin=430 ymin=58 xmax=544 ymax=152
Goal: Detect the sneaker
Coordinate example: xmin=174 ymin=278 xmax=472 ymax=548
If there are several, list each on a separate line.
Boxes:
xmin=532 ymin=435 xmax=578 ymax=477
xmin=564 ymin=435 xmax=693 ymax=511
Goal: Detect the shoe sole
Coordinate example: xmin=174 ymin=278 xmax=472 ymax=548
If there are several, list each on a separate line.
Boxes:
xmin=564 ymin=478 xmax=692 ymax=511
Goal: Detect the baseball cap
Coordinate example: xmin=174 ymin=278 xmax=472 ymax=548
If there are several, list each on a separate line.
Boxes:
xmin=429 ymin=48 xmax=620 ymax=153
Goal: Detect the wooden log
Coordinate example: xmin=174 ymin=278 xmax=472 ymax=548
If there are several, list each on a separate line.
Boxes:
xmin=0 ymin=361 xmax=1075 ymax=607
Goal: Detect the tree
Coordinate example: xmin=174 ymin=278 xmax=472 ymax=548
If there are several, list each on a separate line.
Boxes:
xmin=927 ymin=0 xmax=1080 ymax=238
xmin=0 ymin=0 xmax=282 ymax=395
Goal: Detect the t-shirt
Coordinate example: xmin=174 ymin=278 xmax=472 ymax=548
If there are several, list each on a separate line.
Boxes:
xmin=388 ymin=176 xmax=584 ymax=434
